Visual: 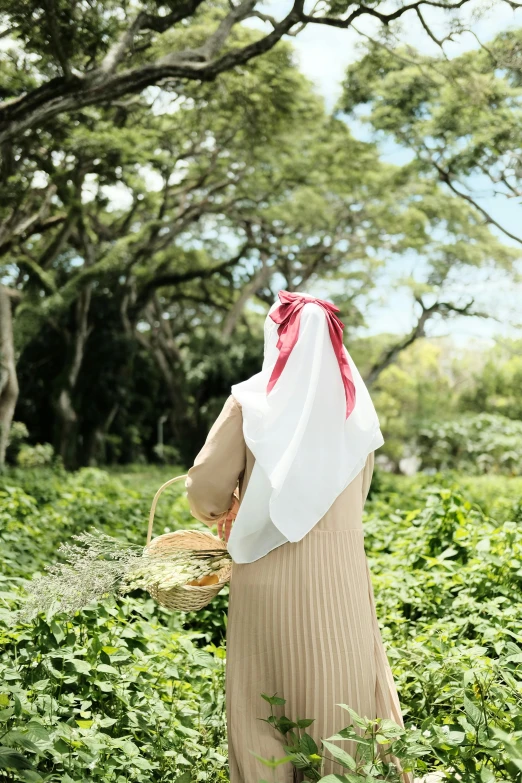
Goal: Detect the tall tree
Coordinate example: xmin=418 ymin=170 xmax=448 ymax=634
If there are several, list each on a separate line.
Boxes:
xmin=339 ymin=28 xmax=522 ymax=248
xmin=338 ymin=30 xmax=522 ymax=383
xmin=0 ymin=0 xmax=503 ymax=145
xmin=8 ymin=38 xmax=321 ymax=465
xmin=4 ymin=10 xmax=521 ymax=466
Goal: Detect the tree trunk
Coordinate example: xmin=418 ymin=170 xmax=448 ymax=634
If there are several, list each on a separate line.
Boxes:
xmin=0 ymin=284 xmax=19 ymax=466
xmin=83 ymin=403 xmax=119 ymax=466
xmin=54 ymin=285 xmax=92 ymax=468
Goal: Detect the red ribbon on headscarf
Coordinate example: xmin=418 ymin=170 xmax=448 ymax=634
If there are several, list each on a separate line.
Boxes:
xmin=266 ymin=290 xmax=356 ymax=419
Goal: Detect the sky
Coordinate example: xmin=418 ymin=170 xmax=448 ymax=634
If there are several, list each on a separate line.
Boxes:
xmin=252 ymin=0 xmax=522 ymax=344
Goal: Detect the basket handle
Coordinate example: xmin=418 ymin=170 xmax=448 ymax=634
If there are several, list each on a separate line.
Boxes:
xmin=147 ymin=474 xmax=188 ymax=545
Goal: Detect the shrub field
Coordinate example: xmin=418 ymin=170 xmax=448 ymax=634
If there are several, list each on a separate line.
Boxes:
xmin=1 ymin=467 xmax=522 ymax=782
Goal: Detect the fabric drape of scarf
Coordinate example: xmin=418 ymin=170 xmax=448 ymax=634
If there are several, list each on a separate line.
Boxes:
xmin=226 ymin=290 xmax=384 ymax=564
xmin=267 ymin=290 xmax=356 ymax=419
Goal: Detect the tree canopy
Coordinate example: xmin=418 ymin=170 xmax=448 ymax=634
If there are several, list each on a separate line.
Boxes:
xmin=340 ymin=28 xmax=522 ymax=248
xmin=1 ymin=5 xmax=520 ymax=469
xmin=1 ymin=0 xmax=512 ymax=144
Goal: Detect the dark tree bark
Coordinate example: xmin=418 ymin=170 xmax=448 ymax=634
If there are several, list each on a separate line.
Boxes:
xmin=84 ymin=403 xmax=119 ymax=466
xmin=0 ymin=285 xmax=19 ymax=466
xmin=54 ymin=284 xmax=93 ymax=468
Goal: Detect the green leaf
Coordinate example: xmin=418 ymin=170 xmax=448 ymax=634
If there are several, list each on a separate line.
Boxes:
xmin=463 ymin=695 xmax=483 ymax=726
xmin=25 ymin=722 xmax=51 ymax=742
xmin=249 ymin=751 xmax=295 ymax=768
xmin=18 ymin=771 xmax=43 ymax=783
xmin=322 ymin=739 xmax=357 ymax=770
xmin=337 ymin=704 xmax=368 ymax=729
xmin=67 ymin=659 xmax=91 ymax=674
xmin=447 ymin=731 xmax=465 ymax=745
xmin=296 ymin=718 xmax=315 ymax=728
xmin=99 ymin=717 xmax=117 ymax=727
xmin=0 ymin=746 xmax=34 ymax=771
xmin=75 ymin=720 xmax=93 ymax=729
xmin=2 ymin=732 xmax=40 ymax=754
xmin=261 ymin=693 xmax=286 ymax=706
xmin=93 ymin=679 xmax=113 ymax=692
xmin=277 ymin=716 xmax=297 ymax=734
xmin=299 ymin=733 xmax=318 ymax=755
xmin=505 ymin=653 xmax=522 ymax=663
xmin=96 ymin=664 xmax=119 ymax=675
xmin=132 ymin=757 xmax=153 ymax=770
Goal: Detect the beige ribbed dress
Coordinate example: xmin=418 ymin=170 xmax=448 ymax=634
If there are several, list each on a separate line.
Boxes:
xmin=186 ymin=395 xmax=412 ymax=783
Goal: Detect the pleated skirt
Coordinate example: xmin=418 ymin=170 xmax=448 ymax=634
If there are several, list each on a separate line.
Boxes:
xmin=225 ymin=473 xmax=412 ymax=783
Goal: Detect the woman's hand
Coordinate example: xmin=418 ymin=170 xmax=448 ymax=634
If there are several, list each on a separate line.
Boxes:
xmin=217 ymin=493 xmax=240 ymax=543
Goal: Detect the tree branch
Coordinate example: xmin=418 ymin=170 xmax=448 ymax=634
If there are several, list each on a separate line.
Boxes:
xmin=222 ymin=255 xmax=270 ymax=339
xmin=430 ymin=157 xmax=522 ymax=247
xmin=365 ymin=296 xmax=486 ymax=386
xmin=415 ymin=7 xmax=453 ymax=51
xmin=138 ymin=243 xmax=251 ymax=304
xmin=43 ymin=0 xmax=73 ymax=79
xmin=0 ymin=0 xmax=496 ymax=147
xmin=299 ymin=0 xmax=470 ymax=29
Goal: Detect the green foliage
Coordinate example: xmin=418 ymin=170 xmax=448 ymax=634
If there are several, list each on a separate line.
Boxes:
xmin=6 ymin=421 xmax=29 ymax=462
xmin=258 ymin=695 xmax=430 ymax=781
xmin=367 ymin=338 xmax=458 ymax=469
xmin=17 ymin=444 xmax=55 ymax=469
xmin=460 ymin=341 xmax=522 ymax=422
xmin=0 ymin=466 xmax=229 ymax=781
xmin=355 ymin=336 xmax=522 ymax=473
xmin=340 ymin=29 xmax=522 ymax=254
xmin=417 ymin=413 xmax=522 ymax=474
xmin=0 ymin=597 xmax=228 ymax=782
xmin=363 ymin=483 xmax=522 ymax=780
xmin=4 ymin=465 xmax=522 ymax=780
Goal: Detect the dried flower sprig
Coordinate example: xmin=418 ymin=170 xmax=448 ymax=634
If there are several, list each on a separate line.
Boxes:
xmin=17 ymin=529 xmax=231 ymax=622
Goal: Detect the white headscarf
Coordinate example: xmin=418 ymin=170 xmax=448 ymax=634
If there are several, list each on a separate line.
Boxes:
xmin=227 ymin=291 xmax=384 ymax=564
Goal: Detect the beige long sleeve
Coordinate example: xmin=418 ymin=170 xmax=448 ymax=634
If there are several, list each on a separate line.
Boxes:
xmin=185 ymin=396 xmax=246 ymax=526
xmin=362 ymin=451 xmax=375 ymax=503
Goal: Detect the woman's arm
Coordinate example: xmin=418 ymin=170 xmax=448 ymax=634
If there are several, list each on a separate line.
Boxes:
xmin=362 ymin=451 xmax=375 ymax=504
xmin=185 ymin=396 xmax=246 ymax=527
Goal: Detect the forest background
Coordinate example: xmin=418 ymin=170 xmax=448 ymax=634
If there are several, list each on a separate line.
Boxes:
xmin=1 ymin=0 xmax=522 ymax=474
xmin=2 ymin=2 xmax=522 ymax=782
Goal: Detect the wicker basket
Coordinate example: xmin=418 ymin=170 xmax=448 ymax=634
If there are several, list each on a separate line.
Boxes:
xmin=144 ymin=474 xmax=232 ymax=611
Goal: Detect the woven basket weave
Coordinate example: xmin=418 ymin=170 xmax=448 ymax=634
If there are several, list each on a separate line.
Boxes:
xmin=144 ymin=474 xmax=232 ymax=611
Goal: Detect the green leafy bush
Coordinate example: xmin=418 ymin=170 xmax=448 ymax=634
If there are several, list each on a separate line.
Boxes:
xmin=17 ymin=444 xmax=56 ymax=469
xmin=257 ymin=694 xmax=431 ymax=782
xmin=363 ymin=485 xmax=522 ymax=781
xmin=0 ymin=596 xmax=228 ymax=782
xmin=2 ymin=466 xmax=522 ymax=781
xmin=0 ymin=466 xmax=228 ymax=782
xmin=6 ymin=421 xmax=29 ymax=464
xmin=417 ymin=413 xmax=522 ymax=475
